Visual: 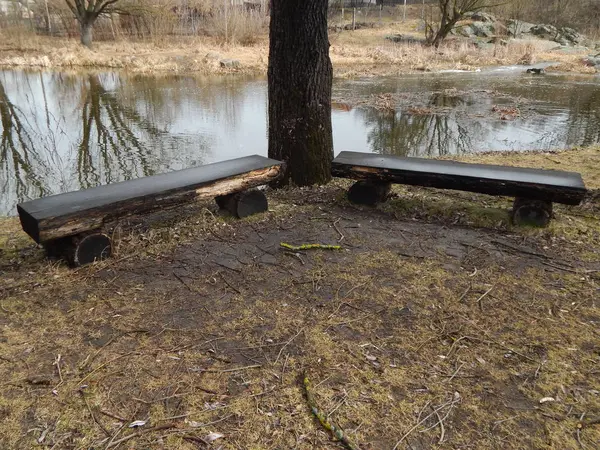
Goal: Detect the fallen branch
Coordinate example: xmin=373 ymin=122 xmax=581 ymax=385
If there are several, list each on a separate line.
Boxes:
xmin=280 ymin=242 xmax=342 ymax=251
xmin=79 ymin=390 xmax=110 ymax=437
xmin=393 ymin=394 xmax=461 ymax=449
xmin=190 ymin=364 xmax=261 ymax=373
xmin=104 ymin=423 xmax=177 ymax=448
xmin=302 ymin=372 xmax=361 ymax=450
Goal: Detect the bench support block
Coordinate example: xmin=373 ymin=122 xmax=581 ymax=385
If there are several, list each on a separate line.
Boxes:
xmin=348 ymin=181 xmax=391 ymax=206
xmin=44 ymin=232 xmax=112 ymax=267
xmin=216 ymin=189 xmax=268 ymax=218
xmin=511 ymin=198 xmax=553 ymax=227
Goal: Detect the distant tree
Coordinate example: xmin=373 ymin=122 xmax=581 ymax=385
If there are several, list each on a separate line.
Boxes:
xmin=427 ymin=0 xmax=493 ymax=47
xmin=268 ymin=0 xmax=333 ymax=186
xmin=64 ymin=0 xmax=120 ymax=47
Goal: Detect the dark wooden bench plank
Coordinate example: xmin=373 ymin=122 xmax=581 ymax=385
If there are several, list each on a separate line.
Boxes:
xmin=331 ymin=151 xmax=587 ymax=205
xmin=18 ymin=155 xmax=284 ymax=244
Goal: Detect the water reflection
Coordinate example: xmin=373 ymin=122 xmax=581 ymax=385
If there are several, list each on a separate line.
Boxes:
xmin=1 ymin=69 xmax=600 ymax=215
xmin=77 ymin=74 xmax=161 ymax=187
xmin=361 ymin=107 xmax=474 ymax=157
xmin=339 ymin=72 xmax=600 ymax=158
xmin=0 ymin=79 xmax=49 ymax=205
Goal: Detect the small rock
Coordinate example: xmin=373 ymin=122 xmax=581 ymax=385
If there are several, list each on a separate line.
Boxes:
xmin=470 ymin=11 xmax=496 ymax=23
xmin=583 ymin=55 xmax=600 ymax=67
xmin=219 ymin=58 xmax=241 ymax=68
xmin=205 ymin=51 xmax=221 ymax=60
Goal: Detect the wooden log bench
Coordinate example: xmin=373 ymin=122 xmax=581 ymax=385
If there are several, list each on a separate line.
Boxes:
xmin=17 ymin=155 xmax=284 ymax=267
xmin=331 ymin=151 xmax=587 ymax=227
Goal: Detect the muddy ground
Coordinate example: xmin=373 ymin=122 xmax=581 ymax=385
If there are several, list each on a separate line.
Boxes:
xmin=1 ymin=149 xmax=599 ymax=449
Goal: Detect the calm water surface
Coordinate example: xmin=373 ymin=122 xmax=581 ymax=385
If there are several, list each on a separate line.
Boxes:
xmin=1 ymin=68 xmax=599 ymax=215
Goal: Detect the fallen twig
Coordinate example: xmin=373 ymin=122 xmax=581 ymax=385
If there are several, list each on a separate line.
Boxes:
xmin=302 ymin=372 xmax=361 ymax=450
xmin=491 ymin=240 xmax=554 ymax=261
xmin=79 ymin=390 xmax=110 ymax=437
xmin=280 ymin=242 xmax=342 ymax=251
xmin=458 ymin=285 xmax=471 ymax=302
xmin=445 ymin=362 xmax=465 ymax=383
xmin=275 ymin=328 xmax=304 ymax=364
xmin=577 ymin=413 xmax=587 ymax=449
xmin=79 ymin=352 xmax=137 ymax=385
xmin=104 ymin=423 xmax=177 ymax=448
xmin=432 ymin=404 xmax=445 ymax=444
xmin=190 ymin=364 xmax=261 ymax=373
xmin=333 ymin=218 xmax=345 ymax=242
xmin=133 ymin=392 xmax=192 ymax=405
xmin=477 ymin=286 xmax=494 ymax=312
xmin=218 ymin=271 xmax=241 ymax=294
xmin=459 ymin=315 xmax=539 ymax=363
xmin=99 ymin=409 xmax=127 ymax=422
xmin=578 ymin=415 xmax=600 ymax=429
xmin=54 ymin=354 xmax=63 ymax=384
xmin=393 ymin=394 xmax=461 ymax=449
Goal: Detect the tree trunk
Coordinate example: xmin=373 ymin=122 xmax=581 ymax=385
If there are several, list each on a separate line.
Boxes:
xmin=268 ymin=0 xmax=333 ymax=186
xmin=430 ymin=16 xmax=459 ymax=47
xmin=81 ymin=20 xmax=94 ymax=48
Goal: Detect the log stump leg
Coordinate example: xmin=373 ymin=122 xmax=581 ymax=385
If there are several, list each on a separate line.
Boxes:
xmin=347 ymin=180 xmax=391 ymax=206
xmin=44 ymin=232 xmax=112 ymax=267
xmin=511 ymin=198 xmax=553 ymax=227
xmin=215 ymin=189 xmax=268 ymax=218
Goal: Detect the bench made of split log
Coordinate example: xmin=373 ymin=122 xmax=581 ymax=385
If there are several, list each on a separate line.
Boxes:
xmin=331 ymin=151 xmax=587 ymax=227
xmin=17 ymin=155 xmax=284 ymax=266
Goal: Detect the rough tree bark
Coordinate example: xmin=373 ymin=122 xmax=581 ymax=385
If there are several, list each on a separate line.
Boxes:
xmin=268 ymin=0 xmax=333 ymax=186
xmin=64 ymin=0 xmax=120 ymax=48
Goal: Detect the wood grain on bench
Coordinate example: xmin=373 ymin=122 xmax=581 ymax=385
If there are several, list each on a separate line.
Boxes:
xmin=331 ymin=151 xmax=587 ymax=205
xmin=18 ymin=155 xmax=284 ymax=243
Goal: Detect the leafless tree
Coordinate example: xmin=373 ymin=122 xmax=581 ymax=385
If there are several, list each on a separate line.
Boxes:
xmin=427 ymin=0 xmax=493 ymax=47
xmin=64 ymin=0 xmax=120 ymax=47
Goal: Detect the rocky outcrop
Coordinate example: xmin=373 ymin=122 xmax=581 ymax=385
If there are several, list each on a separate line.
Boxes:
xmin=507 ymin=20 xmax=535 ymax=36
xmin=583 ymin=54 xmax=600 ymax=68
xmin=557 ymin=27 xmax=583 ymax=45
xmin=469 ymin=12 xmax=497 ymax=23
xmin=508 ymin=21 xmax=584 ymax=46
xmin=453 ymin=15 xmax=506 ymax=39
xmin=471 ymin=21 xmax=495 ymax=38
xmin=454 ymin=22 xmax=495 ymax=38
xmin=530 ymin=24 xmax=558 ymax=39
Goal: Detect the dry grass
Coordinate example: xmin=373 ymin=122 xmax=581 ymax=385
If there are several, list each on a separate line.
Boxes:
xmin=0 ymin=19 xmax=594 ymax=76
xmin=0 ymin=147 xmax=599 ymax=449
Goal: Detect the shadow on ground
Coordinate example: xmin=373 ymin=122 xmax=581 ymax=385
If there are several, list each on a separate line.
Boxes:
xmin=1 ymin=181 xmax=599 ymax=449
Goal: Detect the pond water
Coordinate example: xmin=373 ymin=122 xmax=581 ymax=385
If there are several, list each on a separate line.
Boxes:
xmin=1 ymin=68 xmax=599 ymax=215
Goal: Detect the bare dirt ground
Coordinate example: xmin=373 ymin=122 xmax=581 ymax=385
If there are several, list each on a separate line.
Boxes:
xmin=1 ymin=149 xmax=599 ymax=449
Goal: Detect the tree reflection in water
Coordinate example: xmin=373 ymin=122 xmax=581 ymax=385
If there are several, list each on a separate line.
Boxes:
xmin=0 ymin=79 xmax=49 ymax=210
xmin=362 ymin=104 xmax=473 ymax=157
xmin=76 ymin=74 xmax=163 ymax=188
